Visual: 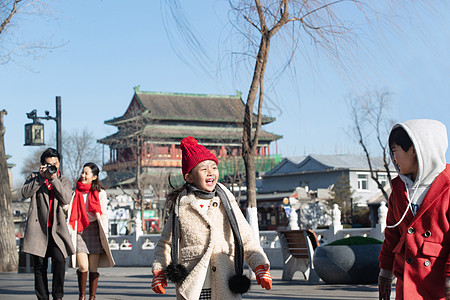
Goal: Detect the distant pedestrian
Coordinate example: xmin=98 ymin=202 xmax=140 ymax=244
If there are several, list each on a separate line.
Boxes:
xmin=378 ymin=119 xmax=450 ymax=300
xmin=68 ymin=162 xmax=114 ymax=300
xmin=21 ymin=147 xmax=75 ymax=300
xmin=152 ymin=136 xmax=272 ymax=300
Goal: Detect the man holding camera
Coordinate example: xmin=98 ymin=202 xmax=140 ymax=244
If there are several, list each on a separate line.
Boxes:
xmin=22 ymin=148 xmax=75 ymax=300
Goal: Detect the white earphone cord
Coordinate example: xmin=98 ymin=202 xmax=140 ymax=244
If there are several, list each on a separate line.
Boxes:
xmin=386 ymin=185 xmax=416 ymax=229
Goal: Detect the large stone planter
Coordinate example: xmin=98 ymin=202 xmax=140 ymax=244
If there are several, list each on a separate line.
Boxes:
xmin=313 ymin=243 xmax=382 ymax=284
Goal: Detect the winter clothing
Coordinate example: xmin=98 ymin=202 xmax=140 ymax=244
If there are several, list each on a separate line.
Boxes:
xmin=254 ymin=264 xmax=272 ymax=290
xmin=89 ymin=272 xmax=100 ymax=300
xmin=33 ymin=237 xmax=66 ymax=300
xmin=69 ymin=180 xmax=103 ymax=232
xmin=151 ymin=270 xmax=167 ymax=294
xmin=77 ymin=270 xmax=87 ymax=300
xmin=181 ymin=136 xmax=218 ymax=176
xmin=68 ymin=189 xmax=115 ymax=268
xmin=379 ymin=119 xmax=450 ymax=299
xmin=153 ymin=182 xmax=270 ymax=300
xmin=22 ymin=172 xmax=75 ymax=258
xmin=76 ymin=220 xmax=103 ymax=254
xmin=22 ymin=171 xmax=75 ymax=300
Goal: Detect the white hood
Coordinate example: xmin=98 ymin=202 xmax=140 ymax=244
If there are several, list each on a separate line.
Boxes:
xmin=390 ymin=119 xmax=448 ymax=213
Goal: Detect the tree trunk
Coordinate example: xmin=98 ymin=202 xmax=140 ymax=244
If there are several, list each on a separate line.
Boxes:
xmin=243 ymin=152 xmax=257 ymax=208
xmin=0 ymin=110 xmax=18 ymax=272
xmin=242 ymin=34 xmax=271 ymax=242
xmin=242 ymin=36 xmax=269 ymax=207
xmin=136 ymin=136 xmax=146 ymax=232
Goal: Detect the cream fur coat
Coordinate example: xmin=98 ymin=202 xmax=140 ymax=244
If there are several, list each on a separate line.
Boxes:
xmin=153 ymin=183 xmax=269 ymax=300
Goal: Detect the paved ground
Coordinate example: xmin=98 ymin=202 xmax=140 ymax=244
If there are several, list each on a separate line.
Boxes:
xmin=0 ymin=267 xmax=395 ymax=299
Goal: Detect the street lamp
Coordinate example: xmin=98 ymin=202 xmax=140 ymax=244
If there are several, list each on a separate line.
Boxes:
xmin=24 ymin=96 xmax=63 ymax=172
xmin=24 ymin=111 xmax=45 ymax=146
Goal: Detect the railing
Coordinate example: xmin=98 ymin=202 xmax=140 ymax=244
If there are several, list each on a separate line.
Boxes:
xmin=17 ymin=201 xmax=388 ymax=271
xmin=106 ymin=201 xmax=388 ymax=268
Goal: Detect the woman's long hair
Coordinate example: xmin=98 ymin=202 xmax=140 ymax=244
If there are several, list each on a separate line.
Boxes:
xmin=83 ymin=162 xmax=104 ymax=192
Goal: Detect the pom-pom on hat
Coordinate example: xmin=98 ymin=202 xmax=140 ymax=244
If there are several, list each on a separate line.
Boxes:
xmin=181 ymin=136 xmax=218 ymax=177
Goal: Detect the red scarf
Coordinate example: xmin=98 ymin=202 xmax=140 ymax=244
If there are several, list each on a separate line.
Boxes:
xmin=69 ymin=180 xmax=102 ymax=232
xmin=46 ymin=179 xmax=55 ymax=227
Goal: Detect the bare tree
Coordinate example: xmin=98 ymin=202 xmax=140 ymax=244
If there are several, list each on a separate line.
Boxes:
xmin=163 ymin=0 xmax=435 ymax=236
xmin=222 ymin=155 xmax=246 ymax=203
xmin=105 ymin=108 xmax=160 ymax=232
xmin=63 ymin=128 xmax=102 ymax=184
xmin=146 ymin=171 xmax=170 ymax=232
xmin=0 ymin=110 xmax=18 ymax=272
xmin=21 ymin=146 xmax=46 ymax=179
xmin=223 ymin=0 xmax=393 ymax=235
xmin=330 ymin=172 xmax=354 ymax=223
xmin=348 ymin=89 xmax=395 ymax=201
xmin=20 ymin=129 xmax=101 ymax=185
xmin=0 ymin=0 xmax=61 ymax=67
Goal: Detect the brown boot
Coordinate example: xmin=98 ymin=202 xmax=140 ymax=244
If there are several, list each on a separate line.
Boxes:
xmin=89 ymin=272 xmax=100 ymax=300
xmin=77 ymin=270 xmax=88 ymax=300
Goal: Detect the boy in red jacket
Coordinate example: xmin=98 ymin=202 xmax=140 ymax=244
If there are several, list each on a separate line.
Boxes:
xmin=378 ymin=119 xmax=450 ymax=300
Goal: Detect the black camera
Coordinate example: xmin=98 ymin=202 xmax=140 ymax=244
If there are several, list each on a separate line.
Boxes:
xmin=46 ymin=164 xmax=57 ymax=174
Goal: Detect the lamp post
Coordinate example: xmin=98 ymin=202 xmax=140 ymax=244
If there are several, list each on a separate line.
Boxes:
xmin=24 ymin=96 xmax=63 ymax=172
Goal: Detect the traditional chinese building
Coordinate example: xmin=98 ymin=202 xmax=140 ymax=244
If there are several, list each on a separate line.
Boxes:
xmin=98 ymin=86 xmax=282 ymax=187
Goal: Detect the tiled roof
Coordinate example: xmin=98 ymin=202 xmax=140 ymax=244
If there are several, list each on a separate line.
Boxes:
xmin=265 ymin=154 xmax=396 ymax=176
xmin=307 ymin=154 xmax=395 ymax=170
xmin=106 ymin=87 xmax=275 ymax=125
xmin=136 ymin=90 xmax=246 ymax=122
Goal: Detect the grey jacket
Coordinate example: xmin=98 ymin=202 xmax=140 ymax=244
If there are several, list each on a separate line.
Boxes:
xmin=21 ymin=172 xmax=75 ymax=258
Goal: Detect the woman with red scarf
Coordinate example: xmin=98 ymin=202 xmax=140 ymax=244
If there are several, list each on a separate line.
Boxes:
xmin=68 ymin=162 xmax=114 ymax=300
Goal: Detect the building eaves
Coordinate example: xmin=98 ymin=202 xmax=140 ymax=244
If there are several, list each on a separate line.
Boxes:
xmin=98 ymin=124 xmax=282 ymax=145
xmin=263 ymin=168 xmax=349 ymax=178
xmin=264 ymin=154 xmax=396 ymax=177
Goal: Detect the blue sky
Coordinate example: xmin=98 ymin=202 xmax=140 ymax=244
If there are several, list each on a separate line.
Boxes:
xmin=2 ymin=0 xmax=450 ymax=187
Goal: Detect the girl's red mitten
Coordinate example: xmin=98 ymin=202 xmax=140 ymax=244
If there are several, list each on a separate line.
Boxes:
xmin=254 ymin=264 xmax=272 ymax=290
xmin=152 ymin=270 xmax=167 ymax=294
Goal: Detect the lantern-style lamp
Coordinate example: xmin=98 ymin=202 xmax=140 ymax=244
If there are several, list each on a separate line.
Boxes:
xmin=24 ymin=120 xmax=45 ymax=146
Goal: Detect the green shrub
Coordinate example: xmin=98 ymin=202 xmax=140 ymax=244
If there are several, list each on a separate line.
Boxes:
xmin=325 ymin=236 xmax=382 ymax=246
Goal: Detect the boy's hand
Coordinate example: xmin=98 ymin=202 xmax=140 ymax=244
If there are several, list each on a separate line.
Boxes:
xmin=254 ymin=264 xmax=272 ymax=290
xmin=378 ymin=275 xmax=392 ymax=300
xmin=152 ymin=270 xmax=167 ymax=294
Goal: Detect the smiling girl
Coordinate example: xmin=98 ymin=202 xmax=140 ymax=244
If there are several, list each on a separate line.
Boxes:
xmin=152 ymin=137 xmax=272 ymax=300
xmin=68 ymin=162 xmax=114 ymax=300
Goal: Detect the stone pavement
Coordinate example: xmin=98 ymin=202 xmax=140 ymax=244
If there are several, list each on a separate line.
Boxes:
xmin=0 ymin=267 xmax=394 ymax=299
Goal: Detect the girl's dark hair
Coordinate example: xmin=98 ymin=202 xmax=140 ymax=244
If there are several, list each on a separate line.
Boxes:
xmin=83 ymin=162 xmax=104 ymax=192
xmin=164 ymin=174 xmax=184 ymax=211
xmin=389 ymin=126 xmax=413 ymax=152
xmin=40 ymin=148 xmax=61 ymax=164
xmin=165 ymin=186 xmax=185 ymax=212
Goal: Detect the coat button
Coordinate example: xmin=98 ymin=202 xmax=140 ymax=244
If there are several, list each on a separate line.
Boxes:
xmin=424 ymin=260 xmax=431 ymax=267
xmin=212 ymin=266 xmax=216 ymax=272
xmin=407 ymin=227 xmax=415 ymax=234
xmin=423 ymin=231 xmax=431 ymax=238
xmin=212 ymin=202 xmax=218 ymax=207
xmin=406 ymin=257 xmax=413 ymax=264
xmin=207 ymin=225 xmax=211 ymax=229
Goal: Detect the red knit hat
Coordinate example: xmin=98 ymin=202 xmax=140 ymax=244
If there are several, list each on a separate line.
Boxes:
xmin=181 ymin=136 xmax=218 ymax=177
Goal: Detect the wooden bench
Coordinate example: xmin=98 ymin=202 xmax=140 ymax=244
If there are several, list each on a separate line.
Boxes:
xmin=277 ymin=229 xmax=320 ymax=283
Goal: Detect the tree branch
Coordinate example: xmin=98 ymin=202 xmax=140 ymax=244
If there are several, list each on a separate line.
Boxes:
xmin=0 ymin=0 xmax=20 ymax=36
